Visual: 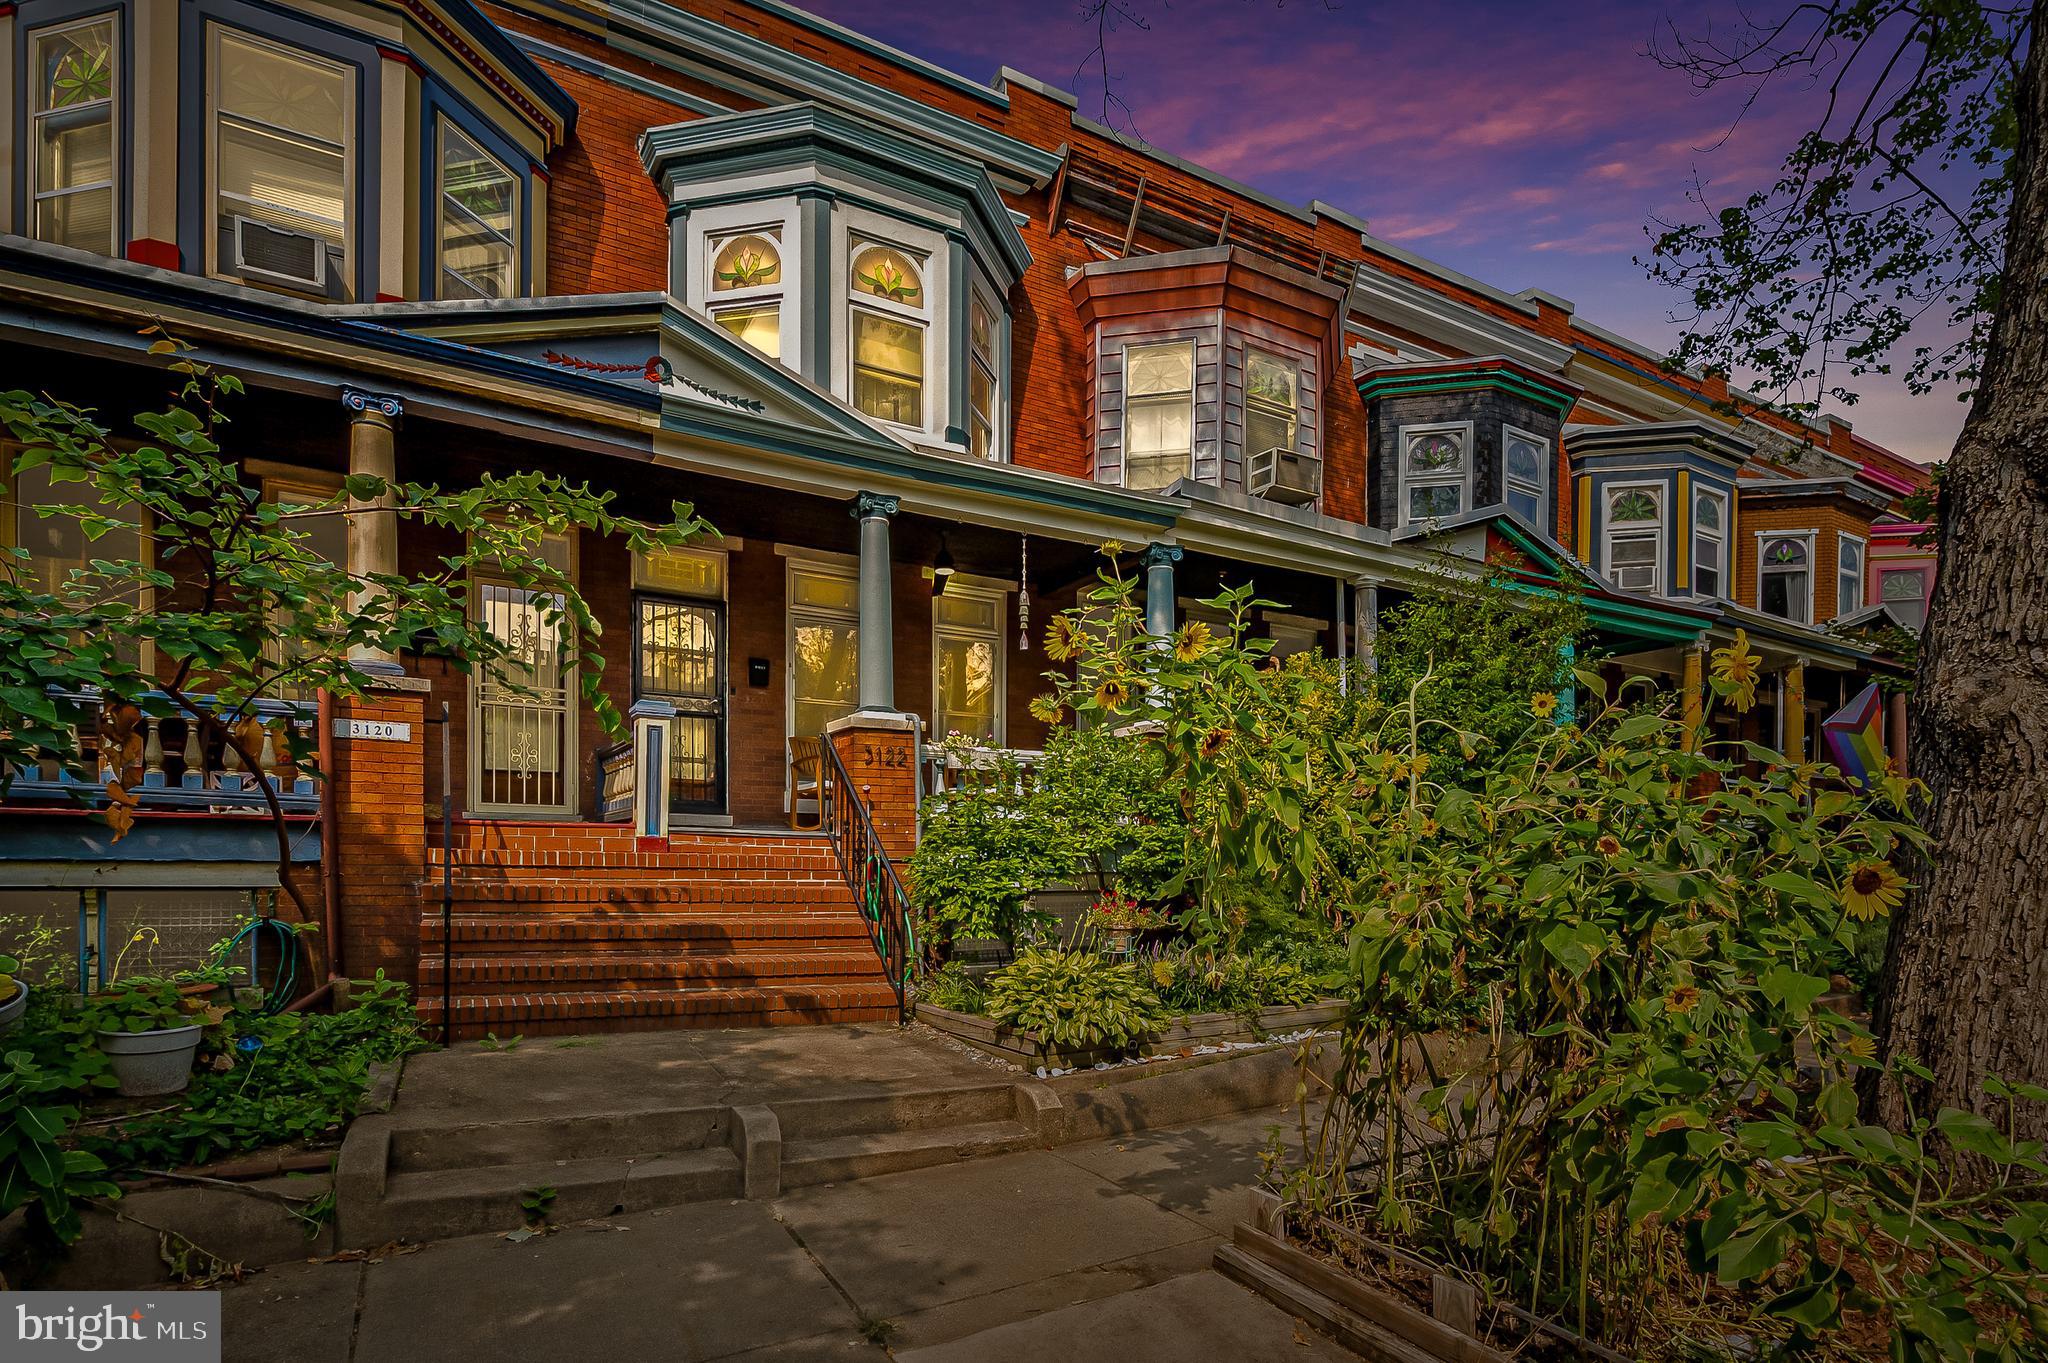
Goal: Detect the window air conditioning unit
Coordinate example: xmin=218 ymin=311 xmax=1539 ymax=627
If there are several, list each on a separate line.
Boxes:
xmin=1247 ymin=446 xmax=1321 ymax=506
xmin=229 ymin=215 xmax=329 ymax=294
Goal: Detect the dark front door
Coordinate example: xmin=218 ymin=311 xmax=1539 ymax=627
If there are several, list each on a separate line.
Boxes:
xmin=633 ymin=596 xmax=726 ymax=814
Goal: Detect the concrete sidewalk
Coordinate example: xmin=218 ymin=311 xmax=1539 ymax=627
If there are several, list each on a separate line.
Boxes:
xmin=221 ymin=1104 xmax=1343 ymax=1363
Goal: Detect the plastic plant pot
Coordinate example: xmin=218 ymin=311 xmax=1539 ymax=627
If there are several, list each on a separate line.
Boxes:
xmin=0 ymin=982 xmax=26 ymax=1034
xmin=98 ymin=1025 xmax=205 ymax=1097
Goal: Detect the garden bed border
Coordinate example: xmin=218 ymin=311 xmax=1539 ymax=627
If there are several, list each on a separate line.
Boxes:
xmin=915 ymin=999 xmax=1347 ymax=1070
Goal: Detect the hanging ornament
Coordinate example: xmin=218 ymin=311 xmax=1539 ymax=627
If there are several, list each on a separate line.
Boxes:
xmin=1017 ymin=534 xmax=1031 ymax=651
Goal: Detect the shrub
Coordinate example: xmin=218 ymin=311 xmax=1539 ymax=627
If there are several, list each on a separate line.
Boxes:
xmin=983 ymin=947 xmax=1164 ymax=1051
xmin=1145 ymin=945 xmax=1331 ymax=1015
xmin=916 ymin=960 xmax=986 ymax=1014
xmin=907 ymin=745 xmax=1056 ymax=951
xmin=0 ymin=1049 xmax=119 ymax=1249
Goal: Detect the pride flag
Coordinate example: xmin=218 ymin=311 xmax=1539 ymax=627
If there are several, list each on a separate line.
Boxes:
xmin=1823 ymin=682 xmax=1889 ymax=789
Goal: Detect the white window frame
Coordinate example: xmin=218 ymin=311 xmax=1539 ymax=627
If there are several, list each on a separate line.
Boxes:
xmin=1756 ymin=530 xmax=1817 ymax=625
xmin=931 ymin=583 xmax=1006 ymax=745
xmin=204 ymin=24 xmax=355 ymax=290
xmin=1501 ymin=425 xmax=1548 ymax=525
xmin=967 ymin=286 xmax=1003 ymax=461
xmin=1602 ymin=481 xmax=1664 ymax=595
xmin=29 ymin=13 xmax=119 ymax=256
xmin=1836 ymin=532 xmax=1865 ymax=620
xmin=1396 ymin=421 xmax=1473 ymax=527
xmin=1121 ymin=339 xmax=1196 ymax=492
xmin=705 ymin=224 xmax=786 ymax=359
xmin=1878 ymin=566 xmax=1930 ymax=627
xmin=847 ymin=235 xmax=932 ymax=432
xmin=436 ymin=117 xmax=520 ymax=301
xmin=1692 ymin=486 xmax=1728 ymax=600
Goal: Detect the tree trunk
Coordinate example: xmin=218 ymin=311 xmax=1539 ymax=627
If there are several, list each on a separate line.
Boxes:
xmin=1872 ymin=0 xmax=2048 ymax=1140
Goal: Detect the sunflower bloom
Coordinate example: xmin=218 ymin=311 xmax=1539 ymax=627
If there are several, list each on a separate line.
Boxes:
xmin=1199 ymin=727 xmax=1231 ymax=758
xmin=1530 ymin=692 xmax=1559 ymax=719
xmin=1712 ymin=629 xmax=1763 ymax=711
xmin=1028 ymin=694 xmax=1064 ymax=725
xmin=1094 ymin=676 xmax=1133 ymax=711
xmin=1173 ymin=620 xmax=1213 ymax=662
xmin=1665 ymin=984 xmax=1701 ymax=1014
xmin=1841 ymin=860 xmax=1907 ymax=921
xmin=1044 ymin=616 xmax=1080 ymax=661
xmin=1596 ymin=834 xmax=1622 ymax=857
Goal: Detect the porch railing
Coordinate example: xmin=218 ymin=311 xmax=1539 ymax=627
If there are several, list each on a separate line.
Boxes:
xmin=594 ymin=738 xmax=636 ymax=823
xmin=6 ymin=688 xmax=320 ymax=814
xmin=917 ymin=743 xmax=1045 ymax=802
xmin=820 ymin=737 xmax=914 ymax=1020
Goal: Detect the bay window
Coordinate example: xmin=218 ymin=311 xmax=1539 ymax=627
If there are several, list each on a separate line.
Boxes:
xmin=439 ymin=123 xmax=518 ymax=300
xmin=30 ymin=17 xmax=117 ymax=255
xmin=1603 ymin=486 xmax=1662 ymax=593
xmin=709 ymin=230 xmax=783 ymax=358
xmin=1399 ymin=425 xmax=1469 ymax=524
xmin=1693 ymin=488 xmax=1727 ymax=598
xmin=850 ymin=243 xmax=927 ymax=425
xmin=1836 ymin=533 xmax=1865 ymax=619
xmin=1243 ymin=350 xmax=1299 ymax=458
xmin=1503 ymin=428 xmax=1547 ymax=524
xmin=212 ymin=29 xmax=351 ymax=295
xmin=1759 ymin=535 xmax=1813 ymax=624
xmin=1123 ymin=342 xmax=1194 ymax=492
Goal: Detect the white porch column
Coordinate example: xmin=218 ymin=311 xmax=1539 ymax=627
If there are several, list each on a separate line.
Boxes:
xmin=342 ymin=388 xmax=403 ymax=674
xmin=852 ymin=492 xmax=900 ymax=713
xmin=1142 ymin=542 xmax=1182 ymax=639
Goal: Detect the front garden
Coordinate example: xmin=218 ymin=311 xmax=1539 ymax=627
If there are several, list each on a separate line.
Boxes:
xmin=909 ymin=546 xmax=2048 ymax=1360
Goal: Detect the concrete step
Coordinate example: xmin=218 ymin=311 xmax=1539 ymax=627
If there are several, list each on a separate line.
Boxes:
xmin=771 ymin=1083 xmax=1024 ymax=1141
xmin=390 ymin=1106 xmax=732 ymax=1172
xmin=780 ymin=1119 xmax=1039 ymax=1188
xmin=418 ymin=950 xmax=890 ymax=993
xmin=376 ymin=1147 xmax=743 ymax=1241
xmin=416 ymin=983 xmax=902 ymax=1039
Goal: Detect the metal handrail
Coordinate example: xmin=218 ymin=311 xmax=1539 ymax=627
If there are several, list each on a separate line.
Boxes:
xmin=818 ymin=738 xmax=915 ymax=1020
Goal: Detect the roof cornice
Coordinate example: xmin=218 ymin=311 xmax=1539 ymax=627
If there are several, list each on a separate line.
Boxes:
xmin=1357 ymin=355 xmax=1582 ymax=413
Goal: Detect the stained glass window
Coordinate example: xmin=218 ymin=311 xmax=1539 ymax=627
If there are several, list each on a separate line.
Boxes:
xmin=1401 ymin=428 xmax=1466 ymax=524
xmin=31 ymin=18 xmax=116 ymax=255
xmin=711 ymin=234 xmax=781 ymax=292
xmin=851 ymin=245 xmax=922 ymax=305
xmin=1604 ymin=486 xmax=1662 ymax=594
xmin=1760 ymin=536 xmax=1812 ymax=623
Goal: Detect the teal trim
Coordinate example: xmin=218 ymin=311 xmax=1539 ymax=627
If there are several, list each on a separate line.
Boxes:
xmin=507 ymin=30 xmax=727 ymax=117
xmin=799 ymin=190 xmax=833 ymax=381
xmin=946 ymin=239 xmax=969 ymax=444
xmin=1358 ymin=369 xmax=1578 ymax=413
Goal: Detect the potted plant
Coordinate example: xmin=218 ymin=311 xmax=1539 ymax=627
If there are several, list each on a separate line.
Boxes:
xmin=87 ymin=977 xmax=210 ymax=1097
xmin=0 ymin=955 xmax=26 ymax=1033
xmin=1090 ymin=887 xmax=1168 ymax=957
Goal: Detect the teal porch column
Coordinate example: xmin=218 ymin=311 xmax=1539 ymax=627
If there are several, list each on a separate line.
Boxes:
xmin=1142 ymin=543 xmax=1182 ymax=639
xmin=852 ymin=492 xmax=900 ymax=713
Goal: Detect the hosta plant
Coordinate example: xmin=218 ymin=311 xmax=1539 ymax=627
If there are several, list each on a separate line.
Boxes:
xmin=982 ymin=947 xmax=1164 ymax=1052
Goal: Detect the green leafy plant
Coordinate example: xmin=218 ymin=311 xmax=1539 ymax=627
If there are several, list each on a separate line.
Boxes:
xmin=1144 ymin=945 xmax=1328 ymax=1016
xmin=0 ymin=1049 xmax=120 ymax=1248
xmin=909 ymin=742 xmax=1056 ymax=951
xmin=81 ymin=977 xmax=210 ymax=1035
xmin=0 ymin=955 xmax=20 ymax=1005
xmin=983 ymin=947 xmax=1164 ymax=1051
xmin=916 ymin=960 xmax=986 ymax=1014
xmin=520 ymin=1184 xmax=557 ymax=1227
xmin=478 ymin=1032 xmax=522 ymax=1052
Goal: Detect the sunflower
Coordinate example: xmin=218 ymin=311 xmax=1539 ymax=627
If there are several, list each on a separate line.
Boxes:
xmin=1596 ymin=834 xmax=1622 ymax=857
xmin=1416 ymin=817 xmax=1440 ymax=838
xmin=1028 ymin=694 xmax=1065 ymax=725
xmin=1409 ymin=753 xmax=1431 ymax=777
xmin=1094 ymin=676 xmax=1133 ymax=711
xmin=1664 ymin=983 xmax=1701 ymax=1014
xmin=1150 ymin=958 xmax=1176 ymax=989
xmin=1044 ymin=616 xmax=1080 ymax=661
xmin=1530 ymin=692 xmax=1559 ymax=719
xmin=1099 ymin=538 xmax=1127 ymax=559
xmin=1840 ymin=859 xmax=1907 ymax=921
xmin=1840 ymin=1031 xmax=1877 ymax=1060
xmin=1199 ymin=727 xmax=1231 ymax=758
xmin=1173 ymin=620 xmax=1213 ymax=663
xmin=1711 ymin=629 xmax=1763 ymax=711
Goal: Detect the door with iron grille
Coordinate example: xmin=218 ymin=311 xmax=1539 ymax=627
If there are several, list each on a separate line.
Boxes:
xmin=633 ymin=596 xmax=725 ymax=813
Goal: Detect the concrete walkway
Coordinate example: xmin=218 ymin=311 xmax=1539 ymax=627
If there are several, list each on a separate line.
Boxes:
xmin=221 ymin=1104 xmax=1350 ymax=1363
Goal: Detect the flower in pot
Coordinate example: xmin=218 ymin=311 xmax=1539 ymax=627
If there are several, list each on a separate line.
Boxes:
xmin=86 ymin=977 xmax=211 ymax=1097
xmin=1090 ymin=888 xmax=1168 ymax=957
xmin=0 ymin=954 xmax=26 ymax=1033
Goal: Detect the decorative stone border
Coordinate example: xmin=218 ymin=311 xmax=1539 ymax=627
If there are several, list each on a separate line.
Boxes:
xmin=916 ymin=999 xmax=1348 ymax=1070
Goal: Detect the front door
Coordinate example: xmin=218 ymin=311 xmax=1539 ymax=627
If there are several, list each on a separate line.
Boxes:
xmin=633 ymin=596 xmax=726 ymax=814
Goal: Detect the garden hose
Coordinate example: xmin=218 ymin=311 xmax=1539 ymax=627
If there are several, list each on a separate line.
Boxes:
xmin=212 ymin=916 xmax=301 ymax=1014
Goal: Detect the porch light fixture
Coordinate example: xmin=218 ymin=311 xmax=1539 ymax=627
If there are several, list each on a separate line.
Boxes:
xmin=932 ymin=532 xmax=956 ymax=595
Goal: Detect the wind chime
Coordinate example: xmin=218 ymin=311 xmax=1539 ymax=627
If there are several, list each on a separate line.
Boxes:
xmin=1017 ymin=534 xmax=1031 ymax=651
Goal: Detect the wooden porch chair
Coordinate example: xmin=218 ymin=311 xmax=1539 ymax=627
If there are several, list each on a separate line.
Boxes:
xmin=788 ymin=736 xmax=823 ymax=831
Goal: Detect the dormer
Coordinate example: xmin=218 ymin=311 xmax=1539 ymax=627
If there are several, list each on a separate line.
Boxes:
xmin=1067 ymin=246 xmax=1345 ymax=508
xmin=642 ymin=104 xmax=1031 ymax=459
xmin=1358 ymin=357 xmax=1580 ymax=536
xmin=1564 ymin=420 xmax=1752 ymax=604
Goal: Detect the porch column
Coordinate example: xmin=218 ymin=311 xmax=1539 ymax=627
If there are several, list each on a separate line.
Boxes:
xmin=1888 ymin=688 xmax=1910 ymax=775
xmin=342 ymin=388 xmax=403 ymax=674
xmin=1142 ymin=542 xmax=1181 ymax=639
xmin=1680 ymin=643 xmax=1705 ymax=753
xmin=852 ymin=492 xmax=900 ymax=713
xmin=1784 ymin=660 xmax=1808 ymax=761
xmin=1354 ymin=580 xmax=1381 ymax=674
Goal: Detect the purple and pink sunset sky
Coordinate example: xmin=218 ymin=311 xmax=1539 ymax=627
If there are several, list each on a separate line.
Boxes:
xmin=799 ymin=0 xmax=1972 ymax=463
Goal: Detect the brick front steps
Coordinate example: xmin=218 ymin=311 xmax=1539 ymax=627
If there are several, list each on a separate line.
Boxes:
xmin=412 ymin=826 xmax=899 ymax=1039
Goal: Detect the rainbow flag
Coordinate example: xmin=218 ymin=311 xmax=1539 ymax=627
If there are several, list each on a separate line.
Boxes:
xmin=1823 ymin=682 xmax=1888 ymax=789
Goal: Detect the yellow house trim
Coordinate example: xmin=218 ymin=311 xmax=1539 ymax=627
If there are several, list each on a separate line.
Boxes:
xmin=1575 ymin=477 xmax=1591 ymax=559
xmin=1675 ymin=470 xmax=1691 ymax=592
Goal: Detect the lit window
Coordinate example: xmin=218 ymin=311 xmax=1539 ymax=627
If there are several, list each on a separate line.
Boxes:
xmin=1244 ymin=350 xmax=1299 ymax=458
xmin=439 ymin=124 xmax=518 ymax=300
xmin=933 ymin=590 xmax=1004 ymax=744
xmin=1693 ymin=488 xmax=1727 ymax=599
xmin=1604 ymin=486 xmax=1662 ymax=593
xmin=30 ymin=18 xmax=117 ymax=255
xmin=1123 ymin=342 xmax=1194 ymax=492
xmin=213 ymin=30 xmax=351 ymax=295
xmin=1880 ymin=569 xmax=1927 ymax=629
xmin=1401 ymin=427 xmax=1467 ymax=523
xmin=1503 ymin=429 xmax=1547 ymax=524
xmin=708 ymin=231 xmax=782 ymax=359
xmin=1759 ymin=535 xmax=1812 ymax=623
xmin=969 ymin=296 xmax=999 ymax=459
xmin=851 ymin=243 xmax=927 ymax=425
xmin=789 ymin=564 xmax=860 ymax=741
xmin=1836 ymin=534 xmax=1865 ymax=619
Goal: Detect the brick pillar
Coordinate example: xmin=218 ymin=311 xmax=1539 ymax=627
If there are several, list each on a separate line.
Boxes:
xmin=331 ymin=684 xmax=428 ymax=983
xmin=826 ymin=713 xmax=919 ymax=863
